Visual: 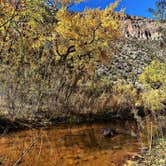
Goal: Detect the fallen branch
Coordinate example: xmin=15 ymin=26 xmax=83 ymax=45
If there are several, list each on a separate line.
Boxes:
xmin=12 ymin=140 xmax=36 ymax=166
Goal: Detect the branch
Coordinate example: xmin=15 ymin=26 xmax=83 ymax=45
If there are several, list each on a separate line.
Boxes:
xmin=0 ymin=0 xmax=21 ymax=28
xmin=13 ymin=140 xmax=36 ymax=166
xmin=55 ymin=40 xmax=76 ymax=61
xmin=0 ymin=13 xmax=18 ymax=28
xmin=88 ymin=23 xmax=101 ymax=44
xmin=63 ymin=45 xmax=76 ymax=56
xmin=55 ymin=40 xmax=61 ymax=56
xmin=60 ymin=45 xmax=76 ymax=62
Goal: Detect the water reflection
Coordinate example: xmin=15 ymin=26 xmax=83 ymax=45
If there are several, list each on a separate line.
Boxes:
xmin=0 ymin=122 xmax=141 ymax=166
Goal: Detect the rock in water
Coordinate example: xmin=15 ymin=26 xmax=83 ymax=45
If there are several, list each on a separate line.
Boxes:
xmin=103 ymin=128 xmax=117 ymax=137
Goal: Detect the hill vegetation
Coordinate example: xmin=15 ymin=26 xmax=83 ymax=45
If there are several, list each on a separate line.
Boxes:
xmin=0 ymin=0 xmax=165 ymax=165
xmin=0 ymin=0 xmax=165 ymax=124
xmin=0 ymin=0 xmax=123 ymax=121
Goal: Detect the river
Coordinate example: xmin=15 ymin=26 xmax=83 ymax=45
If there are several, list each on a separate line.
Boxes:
xmin=0 ymin=121 xmax=143 ymax=166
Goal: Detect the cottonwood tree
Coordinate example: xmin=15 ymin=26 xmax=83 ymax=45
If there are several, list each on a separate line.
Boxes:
xmin=149 ymin=0 xmax=166 ymax=21
xmin=149 ymin=0 xmax=166 ymax=48
xmin=0 ymin=0 xmax=122 ymax=119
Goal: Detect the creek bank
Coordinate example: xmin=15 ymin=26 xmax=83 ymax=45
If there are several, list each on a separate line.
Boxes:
xmin=125 ymin=137 xmax=166 ymax=166
xmin=1 ymin=111 xmax=165 ymax=136
xmin=0 ymin=111 xmax=136 ymax=134
xmin=0 ymin=117 xmax=30 ymax=134
xmin=140 ymin=138 xmax=166 ymax=166
xmin=125 ymin=116 xmax=166 ymax=165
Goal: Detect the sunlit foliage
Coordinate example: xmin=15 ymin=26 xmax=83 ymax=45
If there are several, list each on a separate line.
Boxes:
xmin=0 ymin=0 xmax=122 ymax=118
xmin=139 ymin=60 xmax=166 ymax=90
xmin=109 ymin=81 xmax=138 ymax=116
xmin=139 ymin=60 xmax=166 ymax=112
xmin=109 ymin=60 xmax=166 ymax=116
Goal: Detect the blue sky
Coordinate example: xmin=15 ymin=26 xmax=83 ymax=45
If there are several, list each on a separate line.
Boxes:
xmin=69 ymin=0 xmax=156 ymax=18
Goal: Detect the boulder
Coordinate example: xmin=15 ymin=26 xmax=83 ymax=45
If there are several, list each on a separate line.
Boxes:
xmin=103 ymin=128 xmax=117 ymax=137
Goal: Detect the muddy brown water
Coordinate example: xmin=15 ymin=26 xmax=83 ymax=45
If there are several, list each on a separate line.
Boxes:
xmin=0 ymin=121 xmax=143 ymax=166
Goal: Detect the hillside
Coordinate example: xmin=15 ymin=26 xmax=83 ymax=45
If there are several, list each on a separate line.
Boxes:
xmin=97 ymin=15 xmax=166 ymax=83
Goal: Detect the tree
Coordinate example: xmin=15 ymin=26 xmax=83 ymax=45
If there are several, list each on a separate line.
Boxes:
xmin=149 ymin=1 xmax=166 ymax=48
xmin=139 ymin=60 xmax=166 ymax=112
xmin=0 ymin=0 xmax=122 ymax=119
xmin=149 ymin=0 xmax=166 ymax=21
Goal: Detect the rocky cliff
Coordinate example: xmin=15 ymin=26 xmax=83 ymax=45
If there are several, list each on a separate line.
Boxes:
xmin=97 ymin=15 xmax=166 ymax=83
xmin=121 ymin=14 xmax=164 ymax=40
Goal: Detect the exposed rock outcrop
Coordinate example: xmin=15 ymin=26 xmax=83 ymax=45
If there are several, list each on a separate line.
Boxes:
xmin=121 ymin=15 xmax=163 ymax=40
xmin=114 ymin=14 xmax=166 ymax=40
xmin=97 ymin=15 xmax=166 ymax=83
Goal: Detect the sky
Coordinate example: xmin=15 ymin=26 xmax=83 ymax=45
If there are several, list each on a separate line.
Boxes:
xmin=69 ymin=0 xmax=156 ymax=18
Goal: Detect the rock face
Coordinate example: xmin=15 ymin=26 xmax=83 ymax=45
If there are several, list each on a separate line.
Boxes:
xmin=97 ymin=15 xmax=166 ymax=83
xmin=121 ymin=15 xmax=163 ymax=40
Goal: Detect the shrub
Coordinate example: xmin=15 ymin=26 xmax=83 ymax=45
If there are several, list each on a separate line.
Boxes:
xmin=139 ymin=60 xmax=166 ymax=112
xmin=109 ymin=81 xmax=138 ymax=116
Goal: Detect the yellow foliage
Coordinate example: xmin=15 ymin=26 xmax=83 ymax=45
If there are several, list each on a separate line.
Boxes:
xmin=139 ymin=60 xmax=166 ymax=90
xmin=139 ymin=60 xmax=166 ymax=112
xmin=0 ymin=0 xmax=122 ymax=113
xmin=110 ymin=81 xmax=138 ymax=111
xmin=141 ymin=89 xmax=166 ymax=111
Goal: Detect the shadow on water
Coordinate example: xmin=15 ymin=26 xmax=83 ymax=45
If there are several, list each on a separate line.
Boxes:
xmin=0 ymin=121 xmax=142 ymax=166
